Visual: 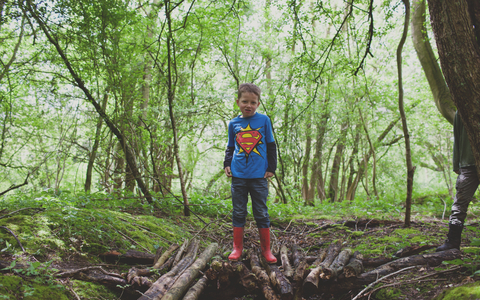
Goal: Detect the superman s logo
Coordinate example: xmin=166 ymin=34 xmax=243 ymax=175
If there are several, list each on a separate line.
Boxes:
xmin=235 ymin=124 xmax=263 ymax=159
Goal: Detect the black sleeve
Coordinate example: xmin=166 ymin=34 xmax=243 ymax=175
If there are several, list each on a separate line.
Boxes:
xmin=223 ymin=146 xmax=235 ymax=169
xmin=266 ymin=142 xmax=277 ymax=173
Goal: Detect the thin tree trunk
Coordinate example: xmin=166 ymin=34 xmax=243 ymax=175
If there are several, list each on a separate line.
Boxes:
xmin=312 ymin=112 xmax=329 ymax=202
xmin=301 ymin=111 xmax=313 ymax=203
xmin=85 ymin=91 xmax=108 ymax=192
xmin=346 ymin=117 xmax=400 ymax=200
xmin=397 ymin=0 xmax=415 ymax=227
xmin=164 ymin=0 xmax=189 ymax=216
xmin=327 ymin=122 xmax=348 ymax=202
xmin=358 ymin=109 xmax=378 ymax=199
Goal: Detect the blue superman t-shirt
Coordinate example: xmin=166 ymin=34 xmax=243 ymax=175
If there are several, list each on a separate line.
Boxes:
xmin=227 ymin=113 xmax=275 ymax=179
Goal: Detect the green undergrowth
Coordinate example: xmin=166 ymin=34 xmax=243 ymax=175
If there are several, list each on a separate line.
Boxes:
xmin=0 ymin=274 xmax=69 ymax=300
xmin=70 ymin=280 xmax=122 ymax=299
xmin=0 ymin=188 xmax=476 ymax=299
xmin=0 ymin=207 xmax=194 ymax=262
xmin=433 ymin=281 xmax=480 ymax=300
xmin=353 ymin=226 xmax=439 ymax=257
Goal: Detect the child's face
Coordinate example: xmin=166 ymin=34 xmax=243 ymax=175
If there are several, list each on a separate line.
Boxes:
xmin=236 ymin=92 xmax=260 ymax=118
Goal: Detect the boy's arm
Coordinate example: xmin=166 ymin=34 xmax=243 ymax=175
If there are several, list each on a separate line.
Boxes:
xmin=266 ymin=142 xmax=277 ymax=174
xmin=224 ymin=146 xmax=234 ymax=177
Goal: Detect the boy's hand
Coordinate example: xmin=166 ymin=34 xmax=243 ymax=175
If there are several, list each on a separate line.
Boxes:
xmin=264 ymin=172 xmax=274 ymax=178
xmin=225 ymin=167 xmax=232 ymax=177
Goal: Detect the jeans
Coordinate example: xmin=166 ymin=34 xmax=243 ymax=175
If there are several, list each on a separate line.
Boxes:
xmin=231 ymin=177 xmax=270 ymax=228
xmin=450 ymin=166 xmax=479 ymax=226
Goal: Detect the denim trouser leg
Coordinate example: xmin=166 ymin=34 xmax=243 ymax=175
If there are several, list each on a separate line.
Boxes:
xmin=231 ymin=177 xmax=270 ymax=228
xmin=450 ymin=167 xmax=479 ymax=226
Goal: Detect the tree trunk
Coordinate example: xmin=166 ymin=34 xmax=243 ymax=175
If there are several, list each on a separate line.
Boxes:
xmin=311 ymin=111 xmax=329 ymax=202
xmin=327 ymin=122 xmax=348 ymax=202
xmin=358 ymin=109 xmax=378 ymax=199
xmin=85 ymin=91 xmax=108 ymax=192
xmin=346 ymin=117 xmax=400 ymax=200
xmin=427 ymin=0 xmax=480 ymax=176
xmin=397 ymin=0 xmax=415 ymax=227
xmin=301 ymin=111 xmax=313 ymax=202
xmin=411 ymin=0 xmax=455 ymax=125
xmin=164 ymin=0 xmax=190 ymax=216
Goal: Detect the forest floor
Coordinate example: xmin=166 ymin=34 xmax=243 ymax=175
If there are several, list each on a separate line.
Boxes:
xmin=1 ymin=205 xmax=480 ymax=300
xmin=193 ymin=217 xmax=480 ymax=300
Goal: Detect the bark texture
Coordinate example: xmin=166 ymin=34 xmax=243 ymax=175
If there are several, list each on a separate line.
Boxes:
xmin=161 ymin=243 xmax=218 ymax=300
xmin=427 ymin=0 xmax=480 ymax=175
xmin=411 ymin=0 xmax=455 ymax=124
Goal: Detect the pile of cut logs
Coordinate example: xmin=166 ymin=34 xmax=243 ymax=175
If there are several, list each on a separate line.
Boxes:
xmin=123 ymin=239 xmax=462 ymax=300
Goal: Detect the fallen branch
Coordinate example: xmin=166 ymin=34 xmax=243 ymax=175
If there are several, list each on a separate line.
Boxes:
xmin=161 ymin=242 xmax=219 ymax=300
xmin=322 ymin=248 xmax=352 ymax=280
xmin=233 ymin=261 xmax=257 ymax=293
xmin=351 ymin=266 xmax=417 ymax=300
xmin=344 ymin=251 xmax=364 ymax=278
xmin=318 ymin=240 xmax=342 ymax=279
xmin=393 ymin=245 xmax=437 ymax=258
xmin=261 ymin=252 xmax=293 ymax=300
xmin=359 ymin=249 xmax=462 ymax=281
xmin=153 ymin=243 xmax=179 ymax=269
xmin=120 ymin=250 xmax=155 ymax=265
xmin=56 ymin=266 xmax=123 ymax=278
xmin=367 ymin=264 xmax=462 ymax=297
xmin=183 ymin=275 xmax=209 ymax=300
xmin=0 ymin=226 xmax=25 ymax=252
xmin=110 ymin=225 xmax=152 ymax=254
xmin=0 ymin=207 xmax=45 ymax=220
xmin=137 ymin=239 xmax=200 ymax=300
xmin=250 ymin=249 xmax=281 ymax=300
xmin=173 ymin=239 xmax=189 ymax=266
xmin=280 ymin=244 xmax=294 ymax=279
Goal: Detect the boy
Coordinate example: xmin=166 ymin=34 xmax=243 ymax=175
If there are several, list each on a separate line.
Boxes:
xmin=224 ymin=83 xmax=277 ymax=263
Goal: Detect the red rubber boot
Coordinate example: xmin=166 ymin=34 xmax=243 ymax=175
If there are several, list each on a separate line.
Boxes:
xmin=228 ymin=227 xmax=244 ymax=261
xmin=259 ymin=228 xmax=277 ymax=264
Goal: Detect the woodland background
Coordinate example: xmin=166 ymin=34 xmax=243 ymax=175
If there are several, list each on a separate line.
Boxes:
xmin=4 ymin=0 xmax=480 ymax=299
xmin=0 ymin=0 xmax=467 ymax=214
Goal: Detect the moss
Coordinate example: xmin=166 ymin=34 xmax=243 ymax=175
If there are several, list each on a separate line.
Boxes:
xmin=0 ymin=214 xmax=66 ymax=259
xmin=0 ymin=207 xmax=192 ymax=264
xmin=71 ymin=280 xmax=121 ymax=299
xmin=350 ymin=231 xmax=364 ymax=237
xmin=374 ymin=286 xmax=403 ymax=299
xmin=0 ymin=275 xmax=70 ymax=300
xmin=433 ymin=282 xmax=480 ymax=300
xmin=463 ymin=247 xmax=480 ymax=254
xmin=81 ymin=242 xmax=109 ymax=253
xmin=393 ymin=228 xmax=419 ymax=236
